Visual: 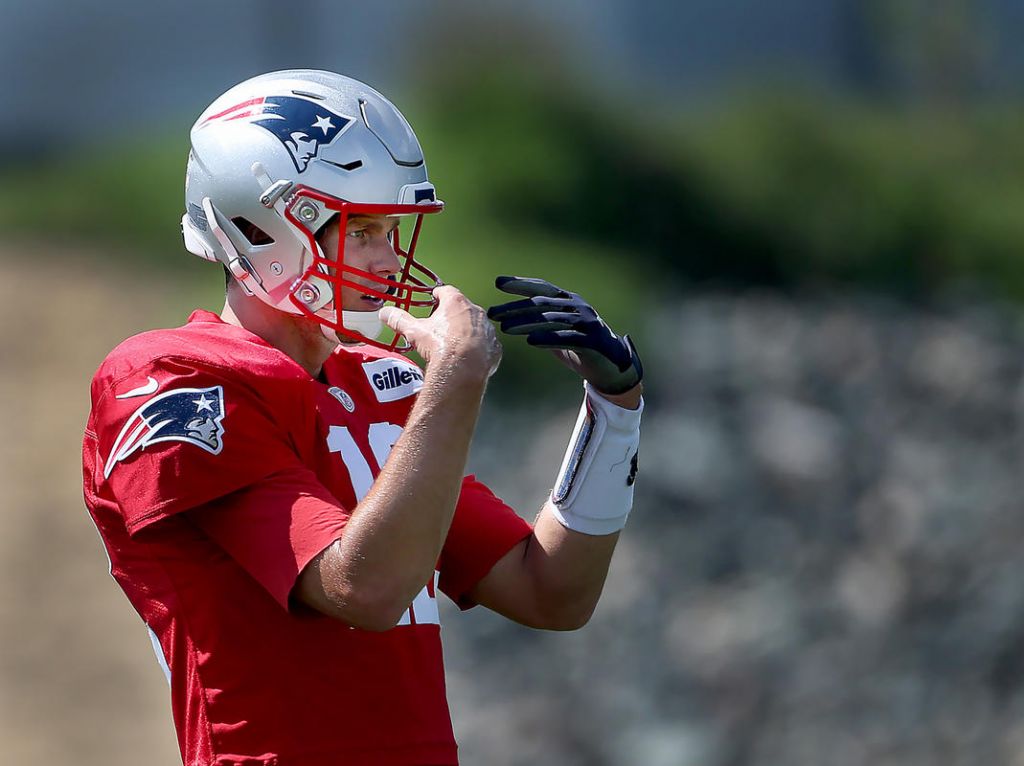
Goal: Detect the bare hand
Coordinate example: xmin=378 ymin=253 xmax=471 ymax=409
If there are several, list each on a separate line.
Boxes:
xmin=380 ymin=285 xmax=502 ymax=378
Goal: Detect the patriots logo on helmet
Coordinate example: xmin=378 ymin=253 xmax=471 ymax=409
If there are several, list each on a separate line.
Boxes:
xmin=104 ymin=386 xmax=226 ymax=478
xmin=200 ymin=95 xmax=351 ymax=173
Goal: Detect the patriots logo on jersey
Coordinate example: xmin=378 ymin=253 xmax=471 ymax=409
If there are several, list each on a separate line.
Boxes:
xmin=103 ymin=386 xmax=226 ymax=478
xmin=200 ymin=95 xmax=351 ymax=173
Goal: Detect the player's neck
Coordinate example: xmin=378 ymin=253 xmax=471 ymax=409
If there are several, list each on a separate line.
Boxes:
xmin=220 ymin=290 xmax=337 ymax=378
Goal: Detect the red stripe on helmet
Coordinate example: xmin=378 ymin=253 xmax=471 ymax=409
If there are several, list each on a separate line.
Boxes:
xmin=200 ymin=97 xmax=266 ymax=125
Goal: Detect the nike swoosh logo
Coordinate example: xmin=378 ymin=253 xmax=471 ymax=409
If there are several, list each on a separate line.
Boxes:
xmin=115 ymin=376 xmax=159 ymax=399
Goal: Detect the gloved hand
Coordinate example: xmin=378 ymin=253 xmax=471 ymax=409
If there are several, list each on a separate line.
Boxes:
xmin=486 ymin=276 xmax=643 ymax=395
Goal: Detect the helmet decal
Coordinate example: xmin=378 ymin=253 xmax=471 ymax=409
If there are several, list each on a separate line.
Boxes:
xmin=201 ymin=95 xmax=352 ymax=173
xmin=185 ymin=71 xmax=445 ymax=350
xmin=103 ymin=386 xmax=226 ymax=478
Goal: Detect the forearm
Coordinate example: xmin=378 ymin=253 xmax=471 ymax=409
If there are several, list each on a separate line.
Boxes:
xmin=314 ymin=362 xmax=487 ymax=626
xmin=476 ymin=276 xmax=644 ymax=630
xmin=522 ymin=504 xmax=620 ymax=628
xmin=526 ymin=384 xmax=641 ymax=625
xmin=469 ymin=382 xmax=643 ymax=629
xmin=295 ymin=283 xmax=502 ymax=629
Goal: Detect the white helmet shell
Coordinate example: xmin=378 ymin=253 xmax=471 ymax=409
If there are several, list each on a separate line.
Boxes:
xmin=182 ymin=69 xmax=443 ymax=348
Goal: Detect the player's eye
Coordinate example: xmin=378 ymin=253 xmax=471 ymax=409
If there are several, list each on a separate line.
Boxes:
xmin=347 ymin=229 xmax=367 ymax=240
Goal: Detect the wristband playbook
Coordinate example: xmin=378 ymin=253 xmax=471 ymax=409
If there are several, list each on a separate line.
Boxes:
xmin=548 ymin=382 xmax=643 ymax=535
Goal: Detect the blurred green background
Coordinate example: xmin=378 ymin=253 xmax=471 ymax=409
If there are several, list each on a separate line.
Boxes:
xmin=4 ymin=2 xmax=1024 ymax=765
xmin=6 ymin=1 xmax=1024 ymax=356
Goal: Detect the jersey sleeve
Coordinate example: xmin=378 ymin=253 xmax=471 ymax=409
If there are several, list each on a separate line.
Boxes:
xmin=92 ymin=357 xmax=307 ymax=535
xmin=437 ymin=476 xmax=534 ymax=610
xmin=189 ymin=466 xmax=349 ymax=611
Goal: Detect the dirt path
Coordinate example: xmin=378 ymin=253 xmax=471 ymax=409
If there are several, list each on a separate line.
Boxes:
xmin=0 ymin=249 xmax=204 ymax=765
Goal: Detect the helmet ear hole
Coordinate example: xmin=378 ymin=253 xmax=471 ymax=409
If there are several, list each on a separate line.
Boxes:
xmin=187 ymin=70 xmax=443 ymax=349
xmin=313 ymin=213 xmax=340 ymax=247
xmin=232 ymin=217 xmax=275 ymax=246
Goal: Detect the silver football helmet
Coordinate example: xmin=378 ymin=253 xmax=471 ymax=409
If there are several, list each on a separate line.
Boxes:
xmin=182 ymin=69 xmax=444 ymax=349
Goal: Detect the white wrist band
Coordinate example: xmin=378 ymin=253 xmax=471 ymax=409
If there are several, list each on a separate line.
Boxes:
xmin=548 ymin=382 xmax=643 ymax=535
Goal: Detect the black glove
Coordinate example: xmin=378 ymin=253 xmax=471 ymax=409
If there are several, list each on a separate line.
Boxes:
xmin=486 ymin=276 xmax=643 ymax=395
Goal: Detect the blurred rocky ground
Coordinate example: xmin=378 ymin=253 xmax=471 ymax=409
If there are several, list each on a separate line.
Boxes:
xmin=455 ymin=289 xmax=1024 ymax=766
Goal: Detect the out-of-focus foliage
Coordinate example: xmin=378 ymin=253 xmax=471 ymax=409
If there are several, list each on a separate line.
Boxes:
xmin=0 ymin=137 xmax=188 ymax=258
xmin=4 ymin=66 xmax=1024 ymax=303
xmin=5 ymin=64 xmax=1024 ymax=401
xmin=681 ymin=96 xmax=1024 ymax=299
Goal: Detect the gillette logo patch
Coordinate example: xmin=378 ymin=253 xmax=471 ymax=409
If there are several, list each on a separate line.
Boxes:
xmin=362 ymin=358 xmax=425 ymax=402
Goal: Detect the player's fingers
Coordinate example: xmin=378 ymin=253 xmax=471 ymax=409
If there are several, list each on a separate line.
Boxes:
xmin=502 ymin=320 xmax=563 ymax=336
xmin=432 ymin=284 xmax=464 ymax=302
xmin=494 ymin=275 xmax=571 ymax=299
xmin=487 ymin=296 xmax=577 ymax=321
xmin=524 ymin=328 xmax=593 ymax=349
xmin=499 ymin=311 xmax=580 ymax=335
xmin=378 ymin=306 xmax=419 ymax=338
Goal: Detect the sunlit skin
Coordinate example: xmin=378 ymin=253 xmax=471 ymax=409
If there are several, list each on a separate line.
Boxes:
xmin=318 ymin=213 xmax=402 ymax=313
xmin=220 ymin=213 xmax=403 ymax=377
xmin=320 ymin=214 xmax=641 ymax=408
xmin=222 ymin=212 xmax=642 ymax=405
xmin=221 ymin=211 xmax=638 ymax=631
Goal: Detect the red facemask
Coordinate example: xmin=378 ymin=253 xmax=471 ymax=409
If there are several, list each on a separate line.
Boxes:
xmin=283 ymin=186 xmax=444 ymax=350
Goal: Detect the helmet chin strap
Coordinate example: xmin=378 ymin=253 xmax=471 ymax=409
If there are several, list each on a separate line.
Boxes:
xmin=320 ymin=309 xmax=384 ymax=345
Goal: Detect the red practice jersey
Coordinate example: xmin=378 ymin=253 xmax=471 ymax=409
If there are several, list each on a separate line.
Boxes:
xmin=82 ymin=310 xmax=533 ymax=766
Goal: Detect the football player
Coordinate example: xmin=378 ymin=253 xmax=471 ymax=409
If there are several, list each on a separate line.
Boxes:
xmin=82 ymin=69 xmax=643 ymax=766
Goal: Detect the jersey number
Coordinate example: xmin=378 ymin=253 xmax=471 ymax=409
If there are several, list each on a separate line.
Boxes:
xmin=326 ymin=421 xmax=439 ymax=627
xmin=326 ymin=421 xmax=403 ymax=501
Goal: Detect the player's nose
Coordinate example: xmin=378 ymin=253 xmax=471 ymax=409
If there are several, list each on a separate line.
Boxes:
xmin=369 ymin=237 xmax=402 ymax=277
